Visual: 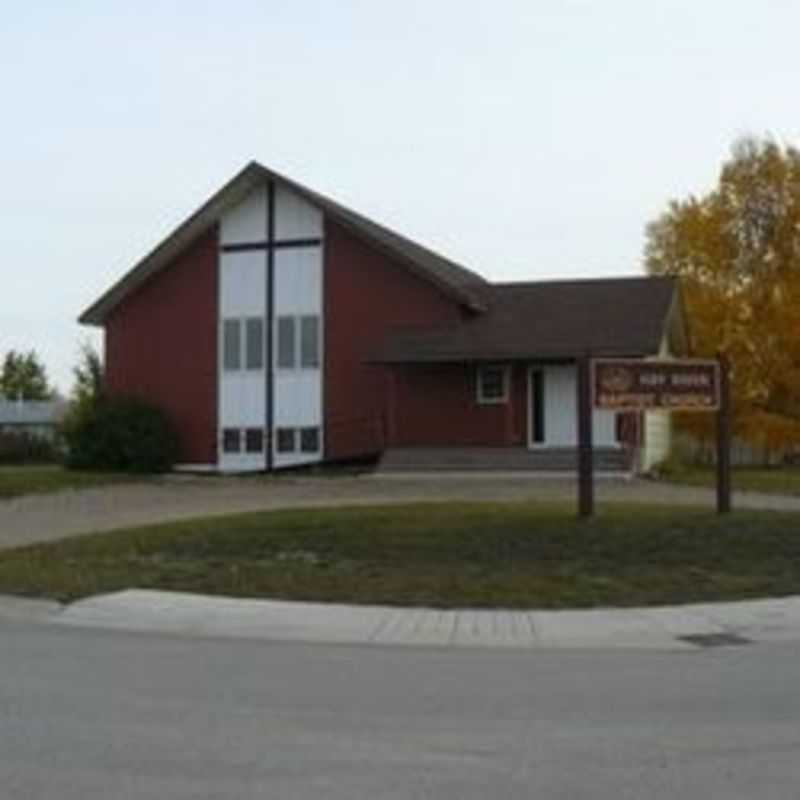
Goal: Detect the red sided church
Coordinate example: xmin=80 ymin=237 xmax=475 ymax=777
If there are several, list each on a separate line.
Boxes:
xmin=81 ymin=162 xmax=687 ymax=474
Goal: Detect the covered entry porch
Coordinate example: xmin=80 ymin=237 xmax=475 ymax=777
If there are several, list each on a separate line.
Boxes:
xmin=372 ymin=276 xmax=685 ymax=474
xmin=379 ymin=360 xmax=634 ymax=473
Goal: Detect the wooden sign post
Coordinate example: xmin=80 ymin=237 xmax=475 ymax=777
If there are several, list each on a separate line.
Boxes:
xmin=716 ymin=353 xmax=731 ymax=513
xmin=578 ymin=356 xmax=730 ymax=518
xmin=577 ymin=354 xmax=594 ymax=517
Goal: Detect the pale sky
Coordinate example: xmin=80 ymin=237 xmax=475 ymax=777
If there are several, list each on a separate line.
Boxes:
xmin=3 ymin=0 xmax=799 ymax=393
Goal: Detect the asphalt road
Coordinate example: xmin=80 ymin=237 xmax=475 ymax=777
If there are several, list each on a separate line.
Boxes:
xmin=1 ymin=619 xmax=799 ymax=799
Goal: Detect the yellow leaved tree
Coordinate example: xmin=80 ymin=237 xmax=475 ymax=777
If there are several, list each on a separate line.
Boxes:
xmin=645 ymin=137 xmax=800 ymax=460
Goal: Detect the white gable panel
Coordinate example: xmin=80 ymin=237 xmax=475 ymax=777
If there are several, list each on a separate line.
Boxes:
xmin=274 ymin=248 xmax=322 ymax=314
xmin=220 ymin=251 xmax=267 ymax=317
xmin=220 ymin=184 xmax=268 ymax=245
xmin=274 ymin=185 xmax=323 ymax=241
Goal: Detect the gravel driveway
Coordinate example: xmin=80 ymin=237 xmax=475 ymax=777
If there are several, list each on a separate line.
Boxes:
xmin=1 ymin=473 xmax=798 ymax=550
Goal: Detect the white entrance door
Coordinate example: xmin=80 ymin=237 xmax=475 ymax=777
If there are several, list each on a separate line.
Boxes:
xmin=528 ymin=365 xmax=618 ymax=448
xmin=528 ymin=365 xmax=577 ymax=447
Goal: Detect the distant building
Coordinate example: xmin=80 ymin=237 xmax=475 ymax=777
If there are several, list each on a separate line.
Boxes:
xmin=0 ymin=399 xmax=67 ymax=441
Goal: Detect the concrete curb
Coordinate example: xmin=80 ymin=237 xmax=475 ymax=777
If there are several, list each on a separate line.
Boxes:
xmin=0 ymin=594 xmax=63 ymax=623
xmin=48 ymin=589 xmax=800 ymax=651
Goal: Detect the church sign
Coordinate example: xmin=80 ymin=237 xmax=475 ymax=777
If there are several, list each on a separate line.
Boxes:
xmin=575 ymin=355 xmax=730 ymax=519
xmin=592 ymin=359 xmax=720 ymax=412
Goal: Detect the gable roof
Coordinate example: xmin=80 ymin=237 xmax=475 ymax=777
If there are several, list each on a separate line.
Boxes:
xmin=80 ymin=162 xmax=488 ymax=325
xmin=373 ymin=276 xmax=685 ymax=363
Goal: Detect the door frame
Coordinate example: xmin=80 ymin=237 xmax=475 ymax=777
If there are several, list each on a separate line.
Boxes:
xmin=527 ymin=366 xmax=547 ymax=449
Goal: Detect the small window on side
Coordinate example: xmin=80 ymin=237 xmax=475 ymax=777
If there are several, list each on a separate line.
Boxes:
xmin=245 ymin=428 xmax=264 ymax=453
xmin=276 ymin=428 xmax=296 ymax=453
xmin=245 ymin=318 xmax=264 ymax=370
xmin=300 ymin=315 xmax=320 ymax=369
xmin=477 ymin=365 xmax=509 ymax=405
xmin=300 ymin=427 xmax=320 ymax=453
xmin=277 ymin=317 xmax=296 ymax=369
xmin=223 ymin=319 xmax=241 ymax=371
xmin=222 ymin=428 xmax=241 ymax=453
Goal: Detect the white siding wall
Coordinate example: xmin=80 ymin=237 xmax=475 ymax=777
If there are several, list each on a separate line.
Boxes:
xmin=641 ymin=334 xmax=674 ymax=472
xmin=542 ymin=366 xmax=575 ymax=446
xmin=216 ymin=183 xmax=324 ymax=472
xmin=593 ymin=406 xmax=617 ymax=449
xmin=642 ymin=411 xmax=671 ymax=471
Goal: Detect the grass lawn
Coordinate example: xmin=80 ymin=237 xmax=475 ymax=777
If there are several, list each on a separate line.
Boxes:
xmin=0 ymin=465 xmax=138 ymax=500
xmin=662 ymin=465 xmax=800 ymax=496
xmin=1 ymin=502 xmax=799 ymax=608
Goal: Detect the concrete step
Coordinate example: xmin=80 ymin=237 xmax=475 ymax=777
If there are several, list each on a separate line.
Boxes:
xmin=378 ymin=447 xmax=630 ymax=473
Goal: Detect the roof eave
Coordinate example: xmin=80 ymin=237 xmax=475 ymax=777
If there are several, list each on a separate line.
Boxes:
xmin=370 ymin=346 xmax=661 ymax=365
xmin=245 ymin=163 xmax=488 ymax=313
xmin=79 ymin=162 xmax=264 ymax=326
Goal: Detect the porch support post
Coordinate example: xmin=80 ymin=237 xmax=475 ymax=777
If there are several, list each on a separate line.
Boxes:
xmin=716 ymin=352 xmax=732 ymax=514
xmin=576 ymin=354 xmax=595 ymax=517
xmin=505 ymin=365 xmax=515 ymax=444
xmin=385 ymin=367 xmax=398 ymax=448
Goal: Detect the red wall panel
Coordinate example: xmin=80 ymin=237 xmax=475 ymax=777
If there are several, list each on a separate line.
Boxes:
xmin=104 ymin=227 xmax=218 ymax=464
xmin=324 ymin=220 xmax=468 ymax=459
xmin=324 ymin=220 xmax=526 ymax=456
xmin=388 ymin=363 xmax=528 ymax=448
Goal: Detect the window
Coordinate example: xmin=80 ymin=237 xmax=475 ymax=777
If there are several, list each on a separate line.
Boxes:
xmin=245 ymin=428 xmax=264 ymax=453
xmin=222 ymin=428 xmax=241 ymax=453
xmin=224 ymin=317 xmax=264 ymax=372
xmin=277 ymin=314 xmax=321 ymax=370
xmin=300 ymin=315 xmax=320 ymax=368
xmin=477 ymin=365 xmax=509 ymax=404
xmin=300 ymin=427 xmax=320 ymax=453
xmin=277 ymin=317 xmax=296 ymax=369
xmin=245 ymin=318 xmax=264 ymax=370
xmin=223 ymin=320 xmax=241 ymax=371
xmin=276 ymin=428 xmax=296 ymax=453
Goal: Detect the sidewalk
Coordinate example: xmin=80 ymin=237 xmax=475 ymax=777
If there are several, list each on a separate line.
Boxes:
xmin=4 ymin=475 xmax=800 ymax=553
xmin=9 ymin=589 xmax=800 ymax=651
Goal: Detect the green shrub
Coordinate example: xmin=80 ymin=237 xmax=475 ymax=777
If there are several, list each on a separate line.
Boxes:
xmin=0 ymin=431 xmax=60 ymax=465
xmin=62 ymin=397 xmax=179 ymax=473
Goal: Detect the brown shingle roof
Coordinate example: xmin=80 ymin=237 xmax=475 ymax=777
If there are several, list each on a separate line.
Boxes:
xmin=373 ymin=276 xmax=683 ymax=363
xmin=80 ymin=161 xmax=488 ymax=325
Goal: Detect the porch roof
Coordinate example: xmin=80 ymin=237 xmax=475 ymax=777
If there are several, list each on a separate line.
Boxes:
xmin=373 ymin=276 xmax=685 ymax=363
